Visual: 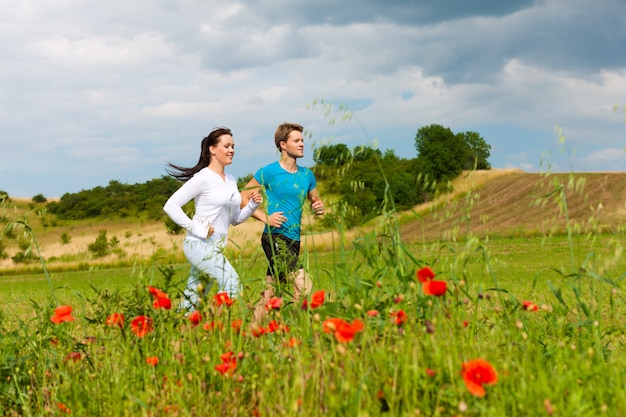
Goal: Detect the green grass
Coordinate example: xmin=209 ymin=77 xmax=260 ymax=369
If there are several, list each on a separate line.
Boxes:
xmin=1 ymin=209 xmax=626 ymax=415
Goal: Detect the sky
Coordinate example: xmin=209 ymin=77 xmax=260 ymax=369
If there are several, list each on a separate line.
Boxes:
xmin=1 ymin=0 xmax=625 ymax=198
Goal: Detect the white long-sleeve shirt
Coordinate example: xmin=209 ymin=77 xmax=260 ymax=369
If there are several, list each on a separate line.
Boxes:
xmin=163 ymin=168 xmax=259 ymax=245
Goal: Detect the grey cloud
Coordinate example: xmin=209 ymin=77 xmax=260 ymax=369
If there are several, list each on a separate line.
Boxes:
xmin=185 ymin=0 xmax=626 ymax=85
xmin=239 ymin=0 xmax=537 ymax=26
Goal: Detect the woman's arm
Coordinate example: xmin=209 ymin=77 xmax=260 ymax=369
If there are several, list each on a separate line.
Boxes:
xmin=231 ymin=190 xmax=262 ymax=225
xmin=163 ymin=177 xmax=212 ymax=238
xmin=240 ymin=177 xmax=285 ymax=227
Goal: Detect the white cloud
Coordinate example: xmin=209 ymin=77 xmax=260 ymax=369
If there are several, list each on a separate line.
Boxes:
xmin=1 ymin=0 xmax=625 ymax=197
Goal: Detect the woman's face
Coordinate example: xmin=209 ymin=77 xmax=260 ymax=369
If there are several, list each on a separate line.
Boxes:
xmin=210 ymin=134 xmax=235 ymax=167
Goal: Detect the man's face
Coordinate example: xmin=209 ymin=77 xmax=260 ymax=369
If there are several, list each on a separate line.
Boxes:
xmin=281 ymin=131 xmax=304 ymax=158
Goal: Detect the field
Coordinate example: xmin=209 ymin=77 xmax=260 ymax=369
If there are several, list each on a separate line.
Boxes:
xmin=1 ymin=170 xmax=626 ymax=416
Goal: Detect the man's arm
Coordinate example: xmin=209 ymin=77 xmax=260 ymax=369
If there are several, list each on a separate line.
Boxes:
xmin=308 ymin=188 xmax=325 ymax=215
xmin=241 ymin=177 xmax=285 ymax=227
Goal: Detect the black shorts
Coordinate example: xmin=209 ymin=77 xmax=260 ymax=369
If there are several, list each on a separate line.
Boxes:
xmin=261 ymin=233 xmax=301 ymax=282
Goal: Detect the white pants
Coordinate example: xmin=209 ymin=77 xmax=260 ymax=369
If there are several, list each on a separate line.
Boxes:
xmin=181 ymin=238 xmax=240 ymax=310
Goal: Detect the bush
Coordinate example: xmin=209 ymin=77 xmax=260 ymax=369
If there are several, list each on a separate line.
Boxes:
xmin=87 ymin=230 xmax=112 ymax=258
xmin=32 ymin=194 xmax=47 ymax=203
xmin=60 ymin=232 xmax=71 ymax=244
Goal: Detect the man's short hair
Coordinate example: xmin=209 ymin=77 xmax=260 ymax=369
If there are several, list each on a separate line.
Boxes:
xmin=274 ymin=122 xmax=303 ymax=149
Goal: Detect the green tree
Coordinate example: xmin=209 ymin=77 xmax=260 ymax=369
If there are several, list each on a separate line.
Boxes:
xmin=414 ymin=124 xmax=466 ymax=182
xmin=237 ymin=173 xmax=254 ymax=190
xmin=32 ymin=194 xmax=47 ymax=203
xmin=317 ymin=145 xmax=425 ymax=227
xmin=459 ymin=131 xmax=491 ymax=169
xmin=313 ymin=144 xmax=350 ymax=166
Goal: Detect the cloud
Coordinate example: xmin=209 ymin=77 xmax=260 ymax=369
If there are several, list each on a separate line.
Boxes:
xmin=0 ymin=0 xmax=625 ymax=197
xmin=574 ymin=147 xmax=626 ymax=171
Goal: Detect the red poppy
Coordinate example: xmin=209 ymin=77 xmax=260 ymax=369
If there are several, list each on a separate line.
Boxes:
xmin=231 ymin=319 xmax=243 ymax=332
xmin=251 ymin=325 xmax=265 ymax=337
xmin=215 ymin=351 xmax=238 ymax=376
xmin=57 ymin=402 xmax=71 ymax=414
xmin=51 ymin=305 xmax=75 ymax=324
xmin=146 ymin=356 xmax=159 ymax=367
xmin=366 ymin=310 xmax=379 ymax=317
xmin=284 ymin=337 xmax=302 ymax=348
xmin=522 ymin=301 xmax=538 ymax=311
xmin=423 ymin=280 xmax=447 ymax=296
xmin=130 ymin=316 xmax=154 ymax=338
xmin=416 ymin=266 xmax=436 ymax=283
xmin=267 ymin=320 xmax=280 ymax=333
xmin=302 ymin=290 xmax=325 ymax=310
xmin=64 ymin=352 xmax=82 ymax=363
xmin=147 ymin=286 xmax=167 ymax=299
xmin=265 ymin=297 xmax=283 ymax=311
xmin=105 ymin=313 xmax=125 ymax=328
xmin=153 ymin=297 xmax=172 ymax=310
xmin=323 ymin=318 xmax=344 ymax=333
xmin=265 ymin=320 xmax=289 ymax=334
xmin=336 ymin=319 xmax=364 ymax=343
xmin=426 ymin=368 xmax=436 ymax=377
xmin=147 ymin=286 xmax=172 ymax=310
xmin=323 ymin=318 xmax=365 ymax=343
xmin=461 ymin=358 xmax=498 ymax=397
xmin=203 ymin=321 xmax=224 ymax=331
xmin=188 ymin=311 xmax=202 ymax=326
xmin=308 ymin=290 xmax=326 ymax=309
xmin=214 ymin=362 xmax=230 ymax=375
xmin=391 ymin=310 xmax=407 ymax=325
xmin=214 ymin=292 xmax=234 ymax=307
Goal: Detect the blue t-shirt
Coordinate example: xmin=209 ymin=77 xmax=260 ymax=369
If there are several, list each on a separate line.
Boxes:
xmin=254 ymin=161 xmax=317 ymax=241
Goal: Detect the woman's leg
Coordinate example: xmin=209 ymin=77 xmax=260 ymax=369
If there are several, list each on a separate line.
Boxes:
xmin=184 ymin=239 xmax=241 ymax=302
xmin=180 ymin=265 xmax=211 ymax=311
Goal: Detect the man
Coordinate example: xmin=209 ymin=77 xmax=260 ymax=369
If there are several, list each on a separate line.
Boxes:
xmin=241 ymin=122 xmax=325 ymax=319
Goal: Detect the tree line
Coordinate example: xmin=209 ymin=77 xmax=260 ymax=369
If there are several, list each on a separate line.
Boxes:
xmin=312 ymin=124 xmax=491 ymax=227
xmin=8 ymin=124 xmax=490 ymax=229
xmin=45 ymin=176 xmax=181 ymax=221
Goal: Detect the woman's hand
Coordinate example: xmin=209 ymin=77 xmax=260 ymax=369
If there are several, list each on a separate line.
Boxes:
xmin=249 ymin=190 xmax=263 ymax=204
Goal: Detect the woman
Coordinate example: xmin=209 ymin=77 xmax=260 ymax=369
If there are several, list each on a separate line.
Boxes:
xmin=163 ymin=127 xmax=262 ymax=310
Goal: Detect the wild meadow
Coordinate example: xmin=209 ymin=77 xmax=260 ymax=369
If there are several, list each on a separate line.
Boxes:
xmin=1 ymin=171 xmax=625 ymax=416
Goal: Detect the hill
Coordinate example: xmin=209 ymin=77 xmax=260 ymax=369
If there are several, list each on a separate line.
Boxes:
xmin=399 ymin=169 xmax=626 ymax=242
xmin=2 ymin=169 xmax=625 ymax=273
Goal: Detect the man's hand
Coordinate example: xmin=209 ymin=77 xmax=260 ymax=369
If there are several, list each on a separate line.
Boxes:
xmin=311 ymin=200 xmax=325 ymax=215
xmin=268 ymin=211 xmax=286 ymax=228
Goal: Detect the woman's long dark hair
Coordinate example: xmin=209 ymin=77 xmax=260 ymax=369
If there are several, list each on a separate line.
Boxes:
xmin=165 ymin=127 xmax=232 ymax=182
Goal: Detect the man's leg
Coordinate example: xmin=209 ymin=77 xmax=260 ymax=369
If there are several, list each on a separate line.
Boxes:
xmin=253 ymin=275 xmax=275 ymax=323
xmin=292 ymin=269 xmax=312 ymax=303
